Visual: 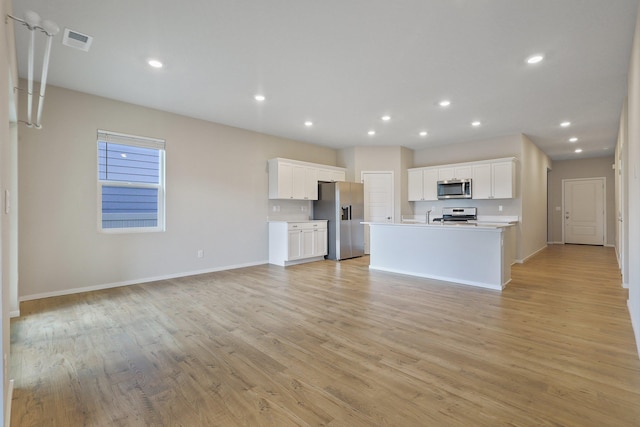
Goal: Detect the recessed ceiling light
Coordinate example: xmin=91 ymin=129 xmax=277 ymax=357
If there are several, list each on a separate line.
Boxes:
xmin=575 ymin=148 xmax=583 ymax=153
xmin=254 ymin=94 xmax=266 ymax=102
xmin=419 ymin=131 xmax=428 ymax=137
xmin=381 ymin=115 xmax=391 ymax=121
xmin=148 ymin=59 xmax=163 ymax=68
xmin=560 ymin=121 xmax=571 ymax=127
xmin=439 ymin=100 xmax=451 ymax=107
xmin=368 ymin=130 xmax=376 ymax=136
xmin=569 ymin=137 xmax=578 ymax=142
xmin=304 ymin=121 xmax=313 ymax=127
xmin=526 ymin=54 xmax=544 ymax=64
xmin=471 ymin=121 xmax=481 ymax=127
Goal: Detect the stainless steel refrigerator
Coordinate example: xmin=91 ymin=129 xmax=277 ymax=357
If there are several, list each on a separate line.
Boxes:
xmin=313 ymin=182 xmax=365 ymax=260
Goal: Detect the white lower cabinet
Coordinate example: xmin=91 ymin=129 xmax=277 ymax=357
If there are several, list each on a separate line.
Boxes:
xmin=269 ymin=221 xmax=328 ymax=266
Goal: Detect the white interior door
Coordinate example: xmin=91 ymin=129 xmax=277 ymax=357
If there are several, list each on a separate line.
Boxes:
xmin=564 ymin=178 xmax=605 ymax=245
xmin=362 ymin=171 xmax=394 ymax=254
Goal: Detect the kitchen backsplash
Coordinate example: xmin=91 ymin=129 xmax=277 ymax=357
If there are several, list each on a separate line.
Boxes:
xmin=267 ymin=199 xmax=313 ymax=221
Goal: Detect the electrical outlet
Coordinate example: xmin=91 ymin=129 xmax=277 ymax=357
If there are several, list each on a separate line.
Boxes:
xmin=197 ymin=249 xmax=204 ymax=258
xmin=498 ymin=205 xmax=503 ymax=212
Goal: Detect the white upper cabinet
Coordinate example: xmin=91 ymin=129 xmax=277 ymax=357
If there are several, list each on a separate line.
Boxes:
xmin=409 ymin=157 xmax=516 ymax=202
xmin=491 ymin=160 xmax=515 ymax=199
xmin=472 ymin=159 xmax=515 ymax=199
xmin=471 ymin=164 xmax=492 ymax=199
xmin=268 ymin=158 xmax=345 ymax=200
xmin=317 ymin=168 xmax=345 ymax=182
xmin=438 ymin=165 xmax=472 ymax=181
xmin=408 ymin=167 xmax=439 ymax=201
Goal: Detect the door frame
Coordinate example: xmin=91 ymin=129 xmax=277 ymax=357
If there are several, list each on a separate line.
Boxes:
xmin=561 ymin=177 xmax=606 ymax=245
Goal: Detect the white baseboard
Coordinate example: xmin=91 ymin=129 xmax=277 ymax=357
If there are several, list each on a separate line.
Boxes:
xmin=518 ymin=244 xmax=548 ymax=264
xmin=547 ymin=241 xmax=564 ymax=245
xmin=19 ymin=260 xmax=268 ymax=302
xmin=9 ymin=310 xmax=20 ymax=319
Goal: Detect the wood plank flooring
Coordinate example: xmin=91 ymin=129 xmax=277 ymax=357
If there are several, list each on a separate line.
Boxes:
xmin=10 ymin=244 xmax=640 ymax=426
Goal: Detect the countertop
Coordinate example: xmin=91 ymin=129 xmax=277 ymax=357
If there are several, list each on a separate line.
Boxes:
xmin=364 ymin=221 xmax=515 ymax=230
xmin=268 ymin=219 xmax=327 ymax=223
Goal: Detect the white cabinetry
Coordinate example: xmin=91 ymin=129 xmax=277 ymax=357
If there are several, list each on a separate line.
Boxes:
xmin=317 ymin=168 xmax=345 ymax=182
xmin=408 ymin=167 xmax=439 ymax=201
xmin=472 ymin=160 xmax=515 ymax=199
xmin=269 ymin=158 xmax=345 ymax=200
xmin=438 ymin=165 xmax=472 ymax=181
xmin=269 ymin=221 xmax=328 ymax=266
xmin=408 ymin=157 xmax=516 ymax=202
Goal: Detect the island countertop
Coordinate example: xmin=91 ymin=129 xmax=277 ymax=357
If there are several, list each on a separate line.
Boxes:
xmin=363 ymin=221 xmax=515 ymax=230
xmin=365 ymin=221 xmax=513 ymax=291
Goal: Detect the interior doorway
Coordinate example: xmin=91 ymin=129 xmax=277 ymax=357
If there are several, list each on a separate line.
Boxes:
xmin=563 ymin=178 xmax=605 ymax=245
xmin=361 ymin=171 xmax=394 ymax=254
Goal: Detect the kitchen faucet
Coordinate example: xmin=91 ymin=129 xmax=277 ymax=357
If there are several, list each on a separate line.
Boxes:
xmin=426 ymin=210 xmax=432 ymax=224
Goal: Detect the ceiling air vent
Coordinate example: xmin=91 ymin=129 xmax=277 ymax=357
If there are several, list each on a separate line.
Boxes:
xmin=62 ymin=28 xmax=93 ymax=52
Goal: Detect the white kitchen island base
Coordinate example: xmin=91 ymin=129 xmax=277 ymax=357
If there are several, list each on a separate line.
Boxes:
xmin=367 ymin=223 xmax=513 ymax=291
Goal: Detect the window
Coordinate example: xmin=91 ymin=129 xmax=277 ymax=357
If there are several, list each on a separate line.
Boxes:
xmin=97 ymin=130 xmax=165 ymax=232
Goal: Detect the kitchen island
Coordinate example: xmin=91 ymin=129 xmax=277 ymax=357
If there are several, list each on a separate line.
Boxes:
xmin=365 ymin=222 xmax=514 ymax=291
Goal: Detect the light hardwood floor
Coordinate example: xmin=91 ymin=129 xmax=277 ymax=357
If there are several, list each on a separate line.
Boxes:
xmin=10 ymin=245 xmax=640 ymax=426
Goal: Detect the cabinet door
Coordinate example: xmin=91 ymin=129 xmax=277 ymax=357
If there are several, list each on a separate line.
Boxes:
xmin=422 ymin=168 xmax=439 ymax=201
xmin=304 ymin=167 xmax=319 ymax=200
xmin=301 ymin=229 xmax=315 ymax=257
xmin=407 ymin=170 xmax=424 ymax=201
xmin=276 ymin=162 xmax=294 ymax=199
xmin=291 ymin=165 xmax=306 ymax=199
xmin=438 ymin=167 xmax=456 ymax=181
xmin=438 ymin=165 xmax=472 ymax=181
xmin=315 ymin=227 xmax=327 ymax=256
xmin=318 ymin=169 xmax=345 ymax=183
xmin=288 ymin=230 xmax=302 ymax=259
xmin=333 ymin=171 xmax=346 ymax=182
xmin=472 ymin=164 xmax=492 ymax=199
xmin=455 ymin=166 xmax=473 ymax=180
xmin=492 ymin=161 xmax=514 ymax=199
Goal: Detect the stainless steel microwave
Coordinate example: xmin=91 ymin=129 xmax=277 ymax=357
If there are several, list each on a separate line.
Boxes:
xmin=437 ymin=179 xmax=472 ymax=199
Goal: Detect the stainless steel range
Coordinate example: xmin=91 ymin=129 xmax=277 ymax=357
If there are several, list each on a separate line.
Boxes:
xmin=433 ymin=207 xmax=477 ymax=223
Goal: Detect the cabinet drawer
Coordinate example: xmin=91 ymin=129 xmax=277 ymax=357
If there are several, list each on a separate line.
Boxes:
xmin=288 ymin=221 xmax=326 ymax=231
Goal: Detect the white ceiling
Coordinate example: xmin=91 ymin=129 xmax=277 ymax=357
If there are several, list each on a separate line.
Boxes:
xmin=10 ymin=0 xmax=640 ymax=160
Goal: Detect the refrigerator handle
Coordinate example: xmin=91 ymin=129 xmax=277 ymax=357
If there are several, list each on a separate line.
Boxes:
xmin=349 ymin=205 xmax=352 ymax=220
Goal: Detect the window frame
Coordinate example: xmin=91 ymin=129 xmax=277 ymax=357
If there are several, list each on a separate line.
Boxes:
xmin=97 ymin=130 xmax=166 ymax=234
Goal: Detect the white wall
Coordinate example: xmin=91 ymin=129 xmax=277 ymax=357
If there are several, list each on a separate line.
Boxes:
xmin=18 ymin=84 xmax=338 ymax=299
xmin=615 ymin=100 xmax=629 ymax=286
xmin=626 ymin=4 xmax=640 ymax=356
xmin=413 ymin=134 xmax=520 ymax=166
xmin=338 ymin=146 xmax=412 ymax=221
xmin=547 ymin=157 xmax=616 ymax=246
xmin=520 ymin=135 xmax=552 ymax=260
xmin=1 ymin=0 xmax=18 ymax=418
